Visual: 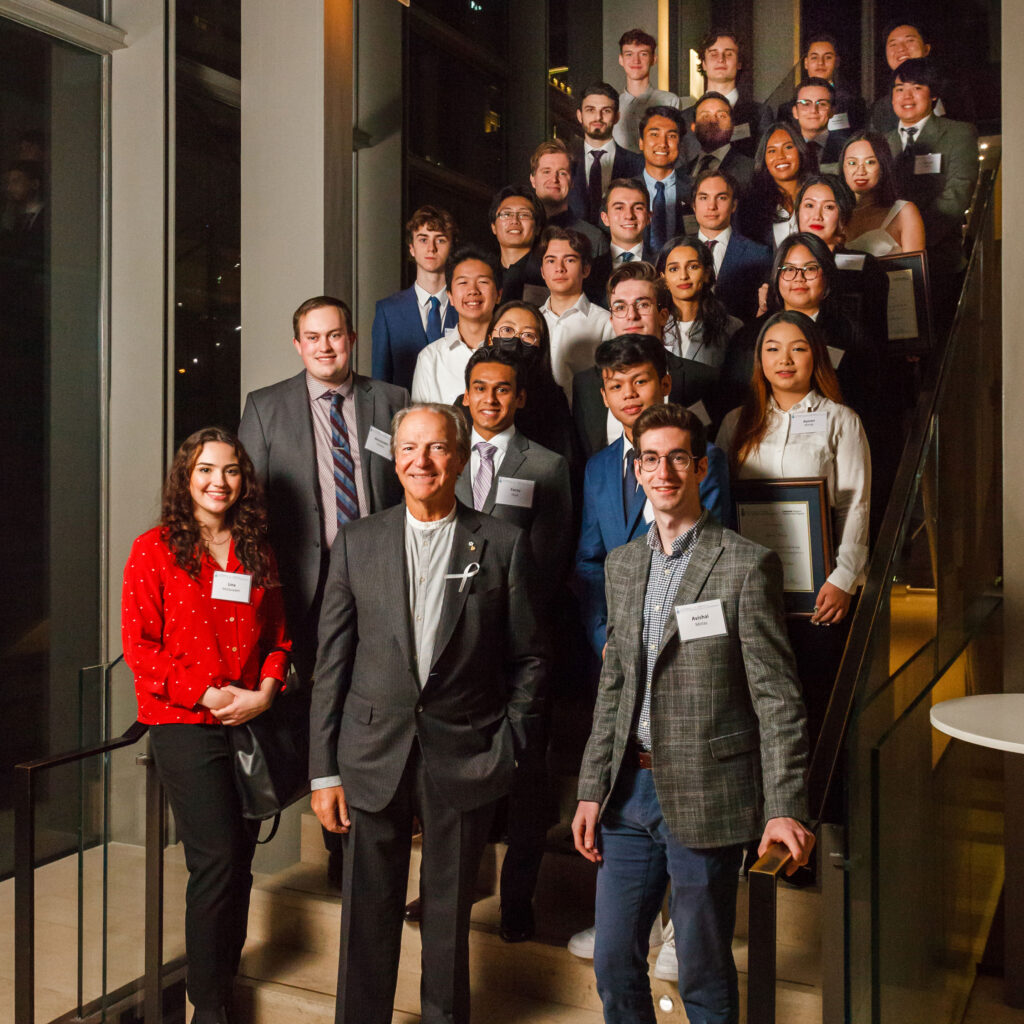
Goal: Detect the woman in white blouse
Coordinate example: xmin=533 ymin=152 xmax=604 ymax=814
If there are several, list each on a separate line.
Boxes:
xmin=717 ymin=309 xmax=870 ymax=738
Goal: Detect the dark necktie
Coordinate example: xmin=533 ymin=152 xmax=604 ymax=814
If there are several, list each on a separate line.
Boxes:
xmin=695 ymin=154 xmax=715 ymax=176
xmin=620 ymin=251 xmax=635 ymax=263
xmin=623 ymin=446 xmax=637 ymax=521
xmin=651 ymin=181 xmax=667 ymax=255
xmin=902 ymin=125 xmax=919 ymax=153
xmin=897 ymin=126 xmax=919 ymax=187
xmin=426 ymin=295 xmax=443 ymax=343
xmin=588 ymin=150 xmax=604 ymax=222
xmin=330 ymin=392 xmax=359 ymax=528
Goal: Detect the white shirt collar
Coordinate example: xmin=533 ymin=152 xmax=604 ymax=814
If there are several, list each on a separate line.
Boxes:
xmin=542 ymin=292 xmax=590 ymax=320
xmin=723 ymin=87 xmax=740 ymax=107
xmin=900 ymin=113 xmax=931 ymax=135
xmin=585 ymin=139 xmax=616 ymax=158
xmin=611 ymin=241 xmax=645 ymax=260
xmin=414 ymin=282 xmax=447 ymax=308
xmin=770 ymin=389 xmax=822 ymax=416
xmin=405 ymin=504 xmax=458 ymax=532
xmin=470 ymin=424 xmax=515 ymax=461
xmin=698 ymin=224 xmax=732 ymax=248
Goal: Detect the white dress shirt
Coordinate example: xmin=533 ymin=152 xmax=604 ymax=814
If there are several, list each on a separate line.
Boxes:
xmin=698 ymin=225 xmax=731 ymax=278
xmin=772 ymin=207 xmax=799 ymax=247
xmin=611 ymin=242 xmax=645 ymax=267
xmin=716 ymin=390 xmax=871 ymax=593
xmin=411 ymin=326 xmax=475 ymax=404
xmin=584 ymin=140 xmax=619 ymax=196
xmin=413 ymin=281 xmax=449 ymax=333
xmin=541 ymin=293 xmax=616 ymax=401
xmin=899 ymin=113 xmax=932 ymax=147
xmin=469 ymin=424 xmax=515 ymax=491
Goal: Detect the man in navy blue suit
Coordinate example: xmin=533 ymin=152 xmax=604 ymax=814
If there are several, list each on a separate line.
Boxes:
xmin=371 ymin=205 xmax=459 ymax=391
xmin=637 ymin=106 xmax=694 ymax=258
xmin=569 ymin=83 xmax=645 ymax=226
xmin=691 ymin=168 xmax=770 ymax=321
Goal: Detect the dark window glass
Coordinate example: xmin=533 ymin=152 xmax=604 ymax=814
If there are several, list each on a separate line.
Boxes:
xmin=413 ymin=0 xmax=507 ymax=57
xmin=51 ymin=0 xmax=104 ymax=18
xmin=177 ymin=0 xmax=241 ymax=81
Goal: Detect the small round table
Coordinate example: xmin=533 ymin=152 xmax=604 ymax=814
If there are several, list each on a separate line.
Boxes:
xmin=930 ymin=693 xmax=1024 ymax=753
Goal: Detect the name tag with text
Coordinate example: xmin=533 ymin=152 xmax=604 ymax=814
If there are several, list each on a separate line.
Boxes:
xmin=828 ymin=112 xmax=850 ymax=131
xmin=914 ymin=152 xmax=941 ymax=175
xmin=496 ymin=477 xmax=535 ymax=508
xmin=365 ymin=425 xmax=393 ymax=460
xmin=211 ymin=571 xmax=253 ymax=604
xmin=790 ymin=410 xmax=829 ymax=434
xmin=676 ymin=599 xmax=728 ymax=641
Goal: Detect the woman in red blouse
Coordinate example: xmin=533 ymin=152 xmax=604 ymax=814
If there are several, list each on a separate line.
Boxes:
xmin=122 ymin=427 xmax=290 ymax=1024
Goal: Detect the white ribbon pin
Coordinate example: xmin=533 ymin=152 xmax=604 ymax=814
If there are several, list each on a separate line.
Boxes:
xmin=445 ymin=562 xmax=480 ymax=593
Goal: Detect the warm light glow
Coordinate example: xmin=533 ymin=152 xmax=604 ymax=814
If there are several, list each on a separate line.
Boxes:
xmin=658 ymin=0 xmax=670 ymax=92
xmin=688 ymin=48 xmax=703 ymax=102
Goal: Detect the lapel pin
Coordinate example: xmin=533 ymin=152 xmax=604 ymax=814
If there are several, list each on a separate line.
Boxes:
xmin=468 ymin=541 xmax=476 ymax=552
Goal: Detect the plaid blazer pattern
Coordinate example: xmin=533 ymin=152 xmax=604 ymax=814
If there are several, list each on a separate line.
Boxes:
xmin=577 ymin=519 xmax=809 ymax=847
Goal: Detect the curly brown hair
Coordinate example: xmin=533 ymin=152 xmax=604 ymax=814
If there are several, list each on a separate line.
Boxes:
xmin=160 ymin=427 xmax=276 ymax=587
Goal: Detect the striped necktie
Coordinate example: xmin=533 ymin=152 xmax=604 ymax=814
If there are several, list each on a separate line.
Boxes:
xmin=473 ymin=441 xmax=497 ymax=511
xmin=330 ymin=392 xmax=359 ymax=528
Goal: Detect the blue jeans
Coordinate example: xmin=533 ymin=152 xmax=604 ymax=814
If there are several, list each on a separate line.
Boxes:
xmin=593 ymin=765 xmax=743 ymax=1024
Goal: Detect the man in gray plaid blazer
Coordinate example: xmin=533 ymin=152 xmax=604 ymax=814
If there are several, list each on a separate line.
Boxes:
xmin=572 ymin=403 xmax=814 ymax=1024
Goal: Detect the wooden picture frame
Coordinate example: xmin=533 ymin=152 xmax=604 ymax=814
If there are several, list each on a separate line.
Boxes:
xmin=877 ymin=249 xmax=934 ymax=354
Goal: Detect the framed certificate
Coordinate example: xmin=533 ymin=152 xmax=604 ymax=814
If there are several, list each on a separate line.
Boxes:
xmin=732 ymin=478 xmax=834 ymax=616
xmin=877 ymin=250 xmax=934 ymax=353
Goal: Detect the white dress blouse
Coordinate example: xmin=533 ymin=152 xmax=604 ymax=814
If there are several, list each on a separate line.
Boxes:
xmin=716 ymin=391 xmax=871 ymax=594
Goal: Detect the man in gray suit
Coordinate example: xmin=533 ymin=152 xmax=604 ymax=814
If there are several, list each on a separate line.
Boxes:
xmin=572 ymin=403 xmax=813 ymax=1024
xmin=310 ymin=403 xmax=547 ymax=1024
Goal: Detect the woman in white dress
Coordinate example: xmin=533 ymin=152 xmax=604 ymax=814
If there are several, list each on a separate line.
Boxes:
xmin=841 ymin=131 xmax=926 ymax=255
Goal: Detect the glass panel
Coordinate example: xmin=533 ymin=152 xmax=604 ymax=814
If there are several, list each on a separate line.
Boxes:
xmin=412 ymin=0 xmax=508 ymax=58
xmin=177 ymin=0 xmax=241 ymax=80
xmin=51 ymin=0 xmax=104 ymax=19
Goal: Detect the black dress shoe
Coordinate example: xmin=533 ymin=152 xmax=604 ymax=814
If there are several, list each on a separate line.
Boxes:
xmin=404 ymin=897 xmax=422 ymax=922
xmin=499 ymin=902 xmax=535 ymax=943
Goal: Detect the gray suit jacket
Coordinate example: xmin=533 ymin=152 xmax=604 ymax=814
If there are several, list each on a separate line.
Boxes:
xmin=577 ymin=520 xmax=808 ymax=847
xmin=238 ymin=370 xmax=408 ymax=681
xmin=309 ymin=502 xmax=547 ymax=813
xmin=455 ymin=431 xmax=574 ymax=581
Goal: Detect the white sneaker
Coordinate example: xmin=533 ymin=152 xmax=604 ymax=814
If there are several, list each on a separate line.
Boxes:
xmin=567 ymin=918 xmax=667 ymax=960
xmin=653 ymin=936 xmax=677 ymax=981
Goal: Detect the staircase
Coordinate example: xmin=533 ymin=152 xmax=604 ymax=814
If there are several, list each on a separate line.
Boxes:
xmin=232 ymin=812 xmax=823 ymax=1023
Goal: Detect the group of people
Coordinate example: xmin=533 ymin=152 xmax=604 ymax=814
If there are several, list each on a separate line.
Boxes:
xmin=121 ymin=18 xmax=983 ymax=1024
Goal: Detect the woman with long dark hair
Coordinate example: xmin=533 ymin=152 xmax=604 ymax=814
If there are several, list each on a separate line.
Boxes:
xmin=122 ymin=427 xmax=290 ymax=1024
xmin=654 ymin=234 xmax=741 ymax=367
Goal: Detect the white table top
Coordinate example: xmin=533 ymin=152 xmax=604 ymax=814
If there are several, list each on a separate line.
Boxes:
xmin=930 ymin=694 xmax=1024 ymax=754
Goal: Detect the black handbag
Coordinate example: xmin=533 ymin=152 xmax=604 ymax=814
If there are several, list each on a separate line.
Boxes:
xmin=227 ymin=684 xmax=311 ymax=842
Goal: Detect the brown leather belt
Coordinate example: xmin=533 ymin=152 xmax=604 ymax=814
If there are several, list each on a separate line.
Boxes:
xmin=627 ymin=744 xmax=653 ymax=770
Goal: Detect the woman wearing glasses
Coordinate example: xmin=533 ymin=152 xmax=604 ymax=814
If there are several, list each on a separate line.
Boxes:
xmin=840 ymin=131 xmax=925 ymax=256
xmin=716 ymin=310 xmax=870 ymax=740
xmin=654 ymin=235 xmax=741 ymax=367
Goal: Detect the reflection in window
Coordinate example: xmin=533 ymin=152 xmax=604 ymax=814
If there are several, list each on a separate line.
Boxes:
xmin=411 ymin=0 xmax=507 ymax=57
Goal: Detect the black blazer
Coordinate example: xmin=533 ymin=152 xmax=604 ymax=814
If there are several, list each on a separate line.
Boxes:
xmin=688 ymin=146 xmax=755 ymax=196
xmin=569 ymin=143 xmax=645 ymax=224
xmin=714 ymin=229 xmax=772 ymax=321
xmin=682 ymin=97 xmax=772 ymax=160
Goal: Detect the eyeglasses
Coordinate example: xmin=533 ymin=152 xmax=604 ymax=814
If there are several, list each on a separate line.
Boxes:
xmin=610 ymin=298 xmax=656 ymax=318
xmin=795 ymin=98 xmax=832 ymax=110
xmin=779 ymin=263 xmax=822 ymax=281
xmin=638 ymin=450 xmax=695 ymax=472
xmin=496 ymin=210 xmax=535 ymax=222
xmin=492 ymin=324 xmax=540 ymax=345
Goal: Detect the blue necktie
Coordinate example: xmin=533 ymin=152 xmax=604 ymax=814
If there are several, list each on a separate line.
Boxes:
xmin=621 ymin=251 xmax=635 ymax=262
xmin=330 ymin=392 xmax=359 ymax=528
xmin=426 ymin=295 xmax=443 ymax=343
xmin=651 ymin=180 xmax=667 ymax=255
xmin=623 ymin=446 xmax=637 ymax=522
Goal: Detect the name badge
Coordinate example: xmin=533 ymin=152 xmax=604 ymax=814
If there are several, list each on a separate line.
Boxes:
xmin=914 ymin=152 xmax=941 ymax=175
xmin=495 ymin=476 xmax=535 ymax=508
xmin=819 ymin=161 xmax=839 ymax=175
xmin=211 ymin=571 xmax=252 ymax=604
xmin=834 ymin=252 xmax=866 ymax=271
xmin=828 ymin=112 xmax=850 ymax=131
xmin=827 ymin=346 xmax=845 ymax=369
xmin=364 ymin=425 xmax=393 ymax=460
xmin=790 ymin=410 xmax=829 ymax=434
xmin=675 ymin=599 xmax=728 ymax=641
xmin=683 ymin=213 xmax=699 ymax=235
xmin=687 ymin=399 xmax=712 ymax=427
xmin=731 ymin=122 xmax=751 ymax=141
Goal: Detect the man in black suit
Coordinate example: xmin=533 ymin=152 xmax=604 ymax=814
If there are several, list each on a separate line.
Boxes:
xmin=310 ymin=403 xmax=547 ymax=1024
xmin=586 ymin=177 xmax=652 ymax=303
xmin=801 ymin=32 xmax=866 ymax=131
xmin=791 ymin=78 xmax=850 ymax=172
xmin=529 ymin=139 xmax=608 ymax=257
xmin=686 ymin=92 xmax=754 ymax=195
xmin=238 ymin=296 xmax=408 ymax=885
xmin=691 ymin=168 xmax=771 ymax=321
xmin=638 ymin=106 xmax=694 ymax=257
xmin=569 ymin=82 xmax=645 ymax=226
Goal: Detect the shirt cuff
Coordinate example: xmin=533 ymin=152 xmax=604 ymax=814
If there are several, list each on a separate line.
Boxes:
xmin=311 ymin=775 xmax=342 ymax=790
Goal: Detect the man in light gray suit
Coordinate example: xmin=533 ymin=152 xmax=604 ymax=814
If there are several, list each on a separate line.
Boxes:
xmin=310 ymin=403 xmax=547 ymax=1024
xmin=572 ymin=403 xmax=814 ymax=1024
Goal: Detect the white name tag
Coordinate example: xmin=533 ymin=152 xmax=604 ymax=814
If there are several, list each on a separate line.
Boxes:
xmin=914 ymin=152 xmax=941 ymax=175
xmin=828 ymin=112 xmax=850 ymax=131
xmin=687 ymin=399 xmax=712 ymax=427
xmin=211 ymin=570 xmax=252 ymax=604
xmin=683 ymin=213 xmax=699 ymax=235
xmin=364 ymin=425 xmax=393 ymax=460
xmin=834 ymin=252 xmax=866 ymax=271
xmin=827 ymin=346 xmax=845 ymax=369
xmin=495 ymin=476 xmax=535 ymax=508
xmin=790 ymin=410 xmax=829 ymax=434
xmin=731 ymin=122 xmax=751 ymax=141
xmin=675 ymin=599 xmax=728 ymax=641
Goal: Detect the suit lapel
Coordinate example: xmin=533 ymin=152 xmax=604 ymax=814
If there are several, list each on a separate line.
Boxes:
xmin=430 ymin=510 xmax=485 ymax=675
xmin=455 ymin=464 xmax=474 ymax=508
xmin=352 ymin=374 xmax=375 ymax=503
xmin=380 ymin=506 xmax=417 ymax=678
xmin=284 ymin=372 xmax=321 ymax=512
xmin=657 ymin=525 xmax=724 ymax=657
xmin=618 ymin=538 xmax=652 ymax=662
xmin=401 ymin=286 xmax=429 ymax=345
xmin=488 ymin=433 xmax=528 ymax=512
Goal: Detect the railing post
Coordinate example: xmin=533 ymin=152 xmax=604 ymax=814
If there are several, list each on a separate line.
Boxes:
xmin=821 ymin=823 xmax=847 ymax=1024
xmin=746 ymin=843 xmax=793 ymax=1024
xmin=141 ymin=746 xmax=165 ymax=1024
xmin=14 ymin=765 xmax=35 ymax=1024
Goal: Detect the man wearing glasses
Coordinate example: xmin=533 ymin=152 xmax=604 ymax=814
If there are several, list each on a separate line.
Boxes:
xmin=488 ymin=186 xmax=546 ymax=303
xmin=791 ymin=77 xmax=850 ymax=172
xmin=572 ymin=402 xmax=814 ymax=1024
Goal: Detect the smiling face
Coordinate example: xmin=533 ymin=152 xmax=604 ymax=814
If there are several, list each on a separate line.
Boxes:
xmin=601 ymin=186 xmax=650 ymax=247
xmin=639 ymin=114 xmax=681 ymax=172
xmin=804 ymin=41 xmax=838 ymax=81
xmin=792 ymin=84 xmax=833 ymax=136
xmin=394 ymin=409 xmax=465 ymax=514
xmin=464 ymin=360 xmax=525 ymax=439
xmin=662 ymin=245 xmax=706 ymax=307
xmin=693 ymin=96 xmax=733 ymax=150
xmin=619 ymin=43 xmax=656 ymax=83
xmin=491 ymin=196 xmax=537 ymax=250
xmin=634 ymin=425 xmax=707 ymax=519
xmin=293 ymin=304 xmax=354 ymax=386
xmin=892 ymin=78 xmax=933 ymax=125
xmin=530 ymin=152 xmax=572 ymax=205
xmin=765 ymin=128 xmax=801 ymax=184
xmin=703 ymin=36 xmax=740 ymax=87
xmin=541 ymin=238 xmax=587 ymax=297
xmin=797 ymin=184 xmax=842 ymax=245
xmin=842 ymin=140 xmax=881 ymax=195
xmin=693 ymin=174 xmax=736 ymax=233
xmin=885 ymin=24 xmax=930 ymax=70
xmin=760 ymin=320 xmax=815 ymax=401
xmin=777 ymin=243 xmax=825 ymax=312
xmin=600 ymin=361 xmax=672 ymax=435
xmin=577 ymin=92 xmax=618 ymax=141
xmin=189 ymin=441 xmax=242 ymax=526
xmin=448 ymin=259 xmax=499 ymax=327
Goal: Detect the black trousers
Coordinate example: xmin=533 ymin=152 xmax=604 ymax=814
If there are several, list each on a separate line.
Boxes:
xmin=336 ymin=742 xmax=497 ymax=1024
xmin=149 ymin=724 xmax=258 ymax=1011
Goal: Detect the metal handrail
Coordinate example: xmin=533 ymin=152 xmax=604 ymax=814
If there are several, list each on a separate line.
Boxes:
xmin=744 ymin=143 xmax=1001 ymax=1024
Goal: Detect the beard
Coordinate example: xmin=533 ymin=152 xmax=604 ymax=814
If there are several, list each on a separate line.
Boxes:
xmin=695 ymin=121 xmax=731 ymax=152
xmin=586 ymin=121 xmax=614 ymax=141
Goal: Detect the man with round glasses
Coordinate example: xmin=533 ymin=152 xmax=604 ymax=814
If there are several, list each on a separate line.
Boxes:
xmin=791 ymin=78 xmax=850 ymax=171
